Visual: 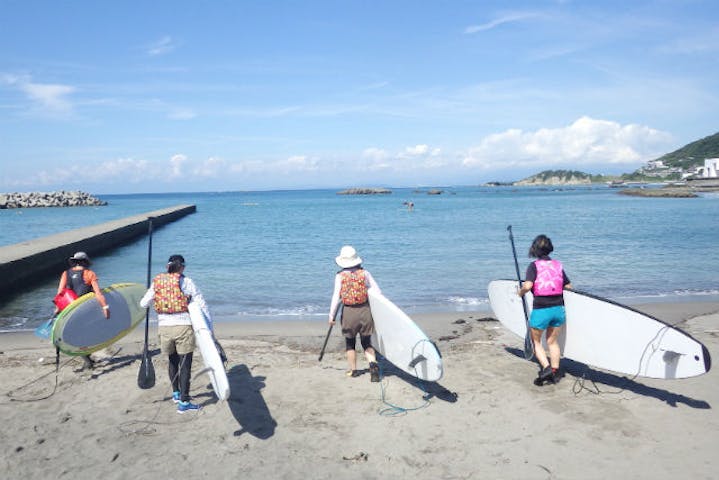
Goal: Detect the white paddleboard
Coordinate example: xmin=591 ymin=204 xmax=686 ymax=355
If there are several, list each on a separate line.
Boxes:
xmin=188 ymin=302 xmax=230 ymax=401
xmin=369 ymin=289 xmax=443 ymax=381
xmin=488 ymin=280 xmax=711 ymax=379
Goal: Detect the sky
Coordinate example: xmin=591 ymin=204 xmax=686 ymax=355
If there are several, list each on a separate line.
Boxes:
xmin=1 ymin=0 xmax=718 ymax=194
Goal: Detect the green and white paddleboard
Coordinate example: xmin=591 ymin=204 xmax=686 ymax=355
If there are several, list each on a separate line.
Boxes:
xmin=52 ymin=283 xmax=146 ymax=355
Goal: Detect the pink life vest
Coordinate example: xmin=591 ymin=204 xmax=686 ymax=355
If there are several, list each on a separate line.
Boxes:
xmin=532 ymin=260 xmax=564 ymax=296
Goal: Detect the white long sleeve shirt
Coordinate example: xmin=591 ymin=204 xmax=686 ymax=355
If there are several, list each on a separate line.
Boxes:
xmin=140 ymin=275 xmax=213 ymax=330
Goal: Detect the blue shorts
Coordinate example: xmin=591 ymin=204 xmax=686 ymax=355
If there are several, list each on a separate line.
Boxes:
xmin=529 ymin=306 xmax=566 ymax=330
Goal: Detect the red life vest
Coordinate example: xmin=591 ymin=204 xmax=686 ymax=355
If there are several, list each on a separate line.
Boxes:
xmin=153 ymin=273 xmax=189 ymax=314
xmin=340 ymin=269 xmax=368 ymax=305
xmin=532 ymin=260 xmax=564 ymax=296
xmin=53 ymin=288 xmax=78 ymax=312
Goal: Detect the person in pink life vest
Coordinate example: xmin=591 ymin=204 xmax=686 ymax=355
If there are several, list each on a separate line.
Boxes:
xmin=517 ymin=235 xmax=573 ymax=385
xmin=328 ymin=246 xmax=382 ymax=382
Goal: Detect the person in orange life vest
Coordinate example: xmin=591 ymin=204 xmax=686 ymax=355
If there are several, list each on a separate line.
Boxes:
xmin=328 ymin=246 xmax=382 ymax=382
xmin=140 ymin=254 xmax=211 ymax=413
xmin=518 ymin=235 xmax=573 ymax=385
xmin=55 ymin=251 xmax=110 ymax=369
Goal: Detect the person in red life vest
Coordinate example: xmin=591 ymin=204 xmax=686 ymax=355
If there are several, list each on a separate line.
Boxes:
xmin=328 ymin=246 xmax=382 ymax=382
xmin=140 ymin=254 xmax=212 ymax=413
xmin=55 ymin=251 xmax=110 ymax=369
xmin=518 ymin=235 xmax=573 ymax=385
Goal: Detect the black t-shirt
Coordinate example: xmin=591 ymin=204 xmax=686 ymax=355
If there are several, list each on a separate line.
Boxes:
xmin=525 ymin=257 xmax=570 ymax=309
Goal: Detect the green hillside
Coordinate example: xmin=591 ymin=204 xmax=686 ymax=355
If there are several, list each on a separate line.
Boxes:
xmin=516 ymin=169 xmax=611 ymax=184
xmin=653 ymin=131 xmax=719 ymax=169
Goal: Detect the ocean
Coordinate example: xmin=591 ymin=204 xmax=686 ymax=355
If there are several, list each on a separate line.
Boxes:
xmin=2 ymin=186 xmax=718 ymax=331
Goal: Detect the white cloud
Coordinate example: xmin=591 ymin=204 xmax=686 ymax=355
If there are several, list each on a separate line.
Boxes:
xmin=464 ymin=12 xmax=540 ymax=34
xmin=168 ymin=108 xmax=196 ymax=120
xmin=193 ymin=156 xmax=226 ymax=177
xmin=2 ymin=74 xmax=76 ymax=114
xmin=404 ymin=144 xmax=429 ymax=156
xmin=362 ymin=147 xmax=389 ymax=161
xmin=147 ymin=36 xmax=177 ymax=56
xmin=462 ymin=116 xmax=672 ymax=169
xmin=169 ymin=154 xmax=187 ymax=177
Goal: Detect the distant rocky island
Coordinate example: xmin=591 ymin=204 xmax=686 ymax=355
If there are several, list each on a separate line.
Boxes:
xmin=513 ymin=169 xmax=608 ymax=186
xmin=0 ymin=191 xmax=107 ymax=209
xmin=337 ymin=187 xmax=392 ymax=195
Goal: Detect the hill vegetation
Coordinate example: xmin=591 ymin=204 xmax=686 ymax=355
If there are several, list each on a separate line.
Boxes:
xmin=652 ymin=131 xmax=719 ymax=170
xmin=514 ymin=169 xmax=612 ymax=185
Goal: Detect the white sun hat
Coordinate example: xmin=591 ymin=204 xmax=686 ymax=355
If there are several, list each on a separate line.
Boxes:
xmin=335 ymin=245 xmax=362 ymax=269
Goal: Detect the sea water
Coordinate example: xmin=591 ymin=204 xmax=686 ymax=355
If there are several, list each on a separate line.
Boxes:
xmin=1 ymin=186 xmax=718 ymax=331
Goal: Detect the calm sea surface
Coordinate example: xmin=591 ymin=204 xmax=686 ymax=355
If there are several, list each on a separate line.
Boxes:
xmin=2 ymin=186 xmax=718 ymax=331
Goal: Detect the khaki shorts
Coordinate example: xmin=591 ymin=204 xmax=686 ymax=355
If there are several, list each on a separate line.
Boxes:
xmin=158 ymin=325 xmax=195 ymax=355
xmin=341 ymin=303 xmax=375 ymax=338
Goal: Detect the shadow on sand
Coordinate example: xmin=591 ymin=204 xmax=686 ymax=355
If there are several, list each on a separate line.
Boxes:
xmin=505 ymin=347 xmax=711 ymax=409
xmin=86 ymin=348 xmax=161 ymax=380
xmin=227 ymin=364 xmax=277 ymax=439
xmin=374 ymin=353 xmax=459 ymax=403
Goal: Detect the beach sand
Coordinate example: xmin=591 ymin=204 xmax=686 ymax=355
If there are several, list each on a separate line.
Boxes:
xmin=1 ymin=301 xmax=718 ymax=479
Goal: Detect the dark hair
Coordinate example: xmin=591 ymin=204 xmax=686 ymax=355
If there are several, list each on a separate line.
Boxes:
xmin=68 ymin=258 xmax=90 ymax=268
xmin=529 ymin=235 xmax=554 ymax=258
xmin=167 ymin=254 xmax=185 ymax=274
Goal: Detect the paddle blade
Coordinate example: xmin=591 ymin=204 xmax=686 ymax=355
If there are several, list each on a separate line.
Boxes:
xmin=137 ymin=348 xmax=156 ymax=389
xmin=524 ymin=333 xmax=534 ymax=360
xmin=34 ymin=317 xmax=55 ymax=339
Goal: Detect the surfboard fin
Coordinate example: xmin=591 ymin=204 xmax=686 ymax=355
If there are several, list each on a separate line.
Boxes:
xmin=408 ymin=354 xmax=427 ymax=368
xmin=662 ymin=350 xmax=682 ymax=363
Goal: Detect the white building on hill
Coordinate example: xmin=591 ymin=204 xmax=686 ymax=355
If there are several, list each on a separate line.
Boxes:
xmin=701 ymin=158 xmax=718 ymax=178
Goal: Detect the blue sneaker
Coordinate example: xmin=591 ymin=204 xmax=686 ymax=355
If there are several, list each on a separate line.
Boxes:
xmin=172 ymin=391 xmax=181 ymax=403
xmin=177 ymin=401 xmax=201 ymax=414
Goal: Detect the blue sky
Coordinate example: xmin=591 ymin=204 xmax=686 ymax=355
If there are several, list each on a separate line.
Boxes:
xmin=1 ymin=0 xmax=718 ymax=193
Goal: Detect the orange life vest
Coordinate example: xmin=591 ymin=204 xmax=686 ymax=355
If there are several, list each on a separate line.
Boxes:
xmin=153 ymin=273 xmax=189 ymax=314
xmin=340 ymin=269 xmax=368 ymax=305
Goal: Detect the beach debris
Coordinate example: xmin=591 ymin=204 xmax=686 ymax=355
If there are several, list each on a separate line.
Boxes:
xmin=438 ymin=335 xmax=459 ymax=342
xmin=342 ymin=452 xmax=369 ymax=462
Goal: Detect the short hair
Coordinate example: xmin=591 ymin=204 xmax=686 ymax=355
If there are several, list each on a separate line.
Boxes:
xmin=529 ymin=235 xmax=554 ymax=258
xmin=167 ymin=254 xmax=185 ymax=273
xmin=68 ymin=258 xmax=90 ymax=268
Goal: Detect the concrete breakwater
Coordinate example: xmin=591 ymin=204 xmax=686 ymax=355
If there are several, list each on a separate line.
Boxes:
xmin=0 ymin=191 xmax=107 ymax=209
xmin=0 ymin=205 xmax=196 ymax=298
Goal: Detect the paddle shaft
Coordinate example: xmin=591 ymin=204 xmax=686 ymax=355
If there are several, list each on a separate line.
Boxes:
xmin=507 ymin=225 xmax=534 ymax=359
xmin=143 ymin=218 xmax=153 ymax=345
xmin=319 ymin=304 xmax=343 ymax=361
xmin=137 ymin=218 xmax=156 ymax=389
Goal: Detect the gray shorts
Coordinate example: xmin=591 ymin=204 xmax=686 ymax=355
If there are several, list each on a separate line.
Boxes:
xmin=158 ymin=325 xmax=195 ymax=355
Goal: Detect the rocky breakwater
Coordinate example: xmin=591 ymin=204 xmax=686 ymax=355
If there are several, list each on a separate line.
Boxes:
xmin=0 ymin=191 xmax=108 ymax=209
xmin=337 ymin=187 xmax=392 ymax=195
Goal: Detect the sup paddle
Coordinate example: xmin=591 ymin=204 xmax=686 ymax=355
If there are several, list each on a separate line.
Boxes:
xmin=137 ymin=218 xmax=156 ymax=389
xmin=507 ymin=225 xmax=534 ymax=360
xmin=319 ymin=304 xmax=343 ymax=361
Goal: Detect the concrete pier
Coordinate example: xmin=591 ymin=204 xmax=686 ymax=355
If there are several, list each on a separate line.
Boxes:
xmin=0 ymin=204 xmax=196 ymax=298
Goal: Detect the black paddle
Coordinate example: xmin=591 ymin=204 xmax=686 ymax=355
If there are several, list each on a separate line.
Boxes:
xmin=137 ymin=218 xmax=156 ymax=389
xmin=507 ymin=225 xmax=534 ymax=360
xmin=319 ymin=304 xmax=343 ymax=361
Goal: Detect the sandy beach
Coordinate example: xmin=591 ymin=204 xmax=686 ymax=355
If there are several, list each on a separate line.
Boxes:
xmin=1 ymin=301 xmax=718 ymax=480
